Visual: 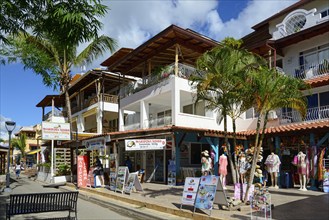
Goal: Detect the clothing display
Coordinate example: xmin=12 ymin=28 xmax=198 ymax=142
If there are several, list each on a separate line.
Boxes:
xmin=219 ymin=154 xmax=228 ymax=176
xmin=265 ymin=153 xmax=281 ymax=173
xmin=297 ymin=152 xmax=309 ymax=176
xmin=238 ymin=156 xmax=249 ymax=174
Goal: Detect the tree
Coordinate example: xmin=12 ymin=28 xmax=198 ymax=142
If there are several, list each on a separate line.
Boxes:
xmin=7 ymin=0 xmax=117 ymax=135
xmin=12 ymin=133 xmax=27 ymax=162
xmin=243 ymin=67 xmax=307 ymax=202
xmin=191 ymin=38 xmax=265 ymax=184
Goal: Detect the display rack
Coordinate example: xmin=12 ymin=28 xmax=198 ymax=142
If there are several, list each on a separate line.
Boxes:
xmin=250 ymin=188 xmax=272 ymax=220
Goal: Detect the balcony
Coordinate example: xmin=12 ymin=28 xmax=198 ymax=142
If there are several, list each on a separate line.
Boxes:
xmin=294 ymin=60 xmax=329 ymax=80
xmin=120 ymin=63 xmax=196 ymax=98
xmin=123 ymin=123 xmax=141 ymax=131
xmin=71 ymin=94 xmax=118 ymax=114
xmin=147 ymin=116 xmax=172 ymax=128
xmin=279 ymin=105 xmax=329 ymax=124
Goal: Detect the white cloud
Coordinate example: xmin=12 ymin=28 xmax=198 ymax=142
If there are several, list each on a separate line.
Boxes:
xmin=81 ymin=0 xmax=298 ymax=70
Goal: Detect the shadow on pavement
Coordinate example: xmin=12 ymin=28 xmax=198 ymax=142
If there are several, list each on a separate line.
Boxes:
xmin=142 ymin=187 xmax=182 ymax=198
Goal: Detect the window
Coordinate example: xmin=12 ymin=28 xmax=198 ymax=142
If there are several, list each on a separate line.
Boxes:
xmin=157 ymin=110 xmax=171 ymax=125
xmin=320 ymin=91 xmax=329 ymax=107
xmin=245 ymin=107 xmax=259 ymax=119
xmin=182 ymin=101 xmax=205 ymax=116
xmin=190 ymin=143 xmax=210 ymax=165
xmin=299 ymin=44 xmax=329 ymax=70
xmin=320 ymin=9 xmax=329 ymax=18
xmin=285 ymin=14 xmax=306 ymax=34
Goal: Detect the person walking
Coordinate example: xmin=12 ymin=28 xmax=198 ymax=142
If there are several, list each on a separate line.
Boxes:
xmin=15 ymin=161 xmax=23 ymax=179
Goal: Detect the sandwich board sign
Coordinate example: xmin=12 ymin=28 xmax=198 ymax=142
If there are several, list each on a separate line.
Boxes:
xmin=180 ymin=177 xmax=200 ymax=208
xmin=115 ymin=166 xmax=129 ymax=194
xmin=124 ymin=172 xmax=143 ymax=194
xmin=194 ymin=175 xmax=219 ymax=216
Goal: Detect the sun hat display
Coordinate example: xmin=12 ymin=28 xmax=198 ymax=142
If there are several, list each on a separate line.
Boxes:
xmin=202 ymin=150 xmax=209 ymax=157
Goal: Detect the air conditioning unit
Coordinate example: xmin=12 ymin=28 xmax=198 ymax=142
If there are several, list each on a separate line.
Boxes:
xmin=268 ymin=110 xmax=278 ymax=120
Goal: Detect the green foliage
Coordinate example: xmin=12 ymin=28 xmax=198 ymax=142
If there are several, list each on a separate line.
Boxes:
xmin=57 ymin=163 xmax=70 ymax=176
xmin=12 ymin=133 xmax=27 ymax=158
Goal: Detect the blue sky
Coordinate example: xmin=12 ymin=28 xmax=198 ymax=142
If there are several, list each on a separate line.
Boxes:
xmin=0 ymin=0 xmax=298 ymax=139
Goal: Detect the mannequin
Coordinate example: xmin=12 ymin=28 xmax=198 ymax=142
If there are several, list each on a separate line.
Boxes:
xmin=201 ymin=150 xmax=211 ymax=176
xmin=238 ymin=153 xmax=248 ymax=184
xmin=219 ymin=153 xmax=228 ymax=189
xmin=297 ymin=151 xmax=308 ymax=191
xmin=265 ymin=152 xmax=281 ymax=189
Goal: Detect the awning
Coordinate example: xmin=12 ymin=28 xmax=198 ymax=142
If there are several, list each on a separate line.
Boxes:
xmin=27 ymin=149 xmax=41 ymax=155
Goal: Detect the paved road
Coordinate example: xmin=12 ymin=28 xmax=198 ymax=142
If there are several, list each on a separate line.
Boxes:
xmin=0 ymin=175 xmax=133 ymax=220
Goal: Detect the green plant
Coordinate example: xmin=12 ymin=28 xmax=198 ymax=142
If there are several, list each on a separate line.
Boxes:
xmin=57 ymin=164 xmax=70 ymax=176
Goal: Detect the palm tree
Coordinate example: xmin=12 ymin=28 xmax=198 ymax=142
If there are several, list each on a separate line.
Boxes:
xmin=12 ymin=133 xmax=27 ymax=163
xmin=10 ymin=32 xmax=116 ymax=134
xmin=243 ymin=68 xmax=308 ymax=202
xmin=191 ymin=38 xmax=265 ymax=184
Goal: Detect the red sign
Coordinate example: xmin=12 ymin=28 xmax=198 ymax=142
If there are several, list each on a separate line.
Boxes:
xmin=78 ymin=155 xmax=89 ymax=187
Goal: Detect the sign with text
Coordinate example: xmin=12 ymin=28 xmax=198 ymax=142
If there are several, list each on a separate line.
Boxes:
xmin=109 ymin=154 xmax=117 ymax=191
xmin=82 ymin=137 xmax=109 ymax=151
xmin=181 ymin=177 xmax=200 ymax=206
xmin=77 ymin=155 xmax=89 ymax=188
xmin=125 ymin=139 xmax=166 ymax=151
xmin=42 ymin=122 xmax=70 ymax=140
xmin=115 ymin=166 xmax=129 ymax=194
xmin=194 ymin=175 xmax=219 ymax=212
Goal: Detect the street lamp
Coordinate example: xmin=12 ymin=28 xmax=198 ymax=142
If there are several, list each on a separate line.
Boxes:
xmin=5 ymin=121 xmax=16 ymax=192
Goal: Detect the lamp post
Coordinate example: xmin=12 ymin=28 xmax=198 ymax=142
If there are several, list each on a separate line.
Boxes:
xmin=5 ymin=121 xmax=16 ymax=192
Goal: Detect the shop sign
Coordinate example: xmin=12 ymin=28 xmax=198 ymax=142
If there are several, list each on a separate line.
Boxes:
xmin=41 ymin=122 xmax=70 ymax=140
xmin=77 ymin=155 xmax=89 ymax=187
xmin=82 ymin=136 xmax=109 ymax=151
xmin=125 ymin=139 xmax=166 ymax=151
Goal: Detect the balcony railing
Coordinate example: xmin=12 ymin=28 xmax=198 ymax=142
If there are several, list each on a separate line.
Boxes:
xmin=293 ymin=60 xmax=329 ymax=80
xmin=279 ymin=105 xmax=329 ymax=124
xmin=44 ymin=109 xmax=65 ymax=121
xmin=120 ymin=63 xmax=197 ymax=98
xmin=71 ymin=94 xmax=118 ymax=114
xmin=123 ymin=123 xmax=141 ymax=131
xmin=147 ymin=116 xmax=172 ymax=128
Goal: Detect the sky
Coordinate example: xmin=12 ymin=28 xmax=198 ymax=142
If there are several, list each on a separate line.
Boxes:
xmin=0 ymin=0 xmax=299 ymax=140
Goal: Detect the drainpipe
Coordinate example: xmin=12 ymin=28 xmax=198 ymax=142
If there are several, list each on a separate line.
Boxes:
xmin=266 ymin=42 xmax=276 ymax=68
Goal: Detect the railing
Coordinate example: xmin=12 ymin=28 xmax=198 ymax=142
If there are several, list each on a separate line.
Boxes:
xmin=279 ymin=105 xmax=329 ymax=124
xmin=293 ymin=60 xmax=329 ymax=80
xmin=120 ymin=63 xmax=197 ymax=98
xmin=147 ymin=116 xmax=172 ymax=128
xmin=71 ymin=94 xmax=118 ymax=114
xmin=123 ymin=123 xmax=141 ymax=131
xmin=44 ymin=109 xmax=65 ymax=121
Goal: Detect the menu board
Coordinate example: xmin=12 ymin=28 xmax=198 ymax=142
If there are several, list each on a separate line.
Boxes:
xmin=194 ymin=175 xmax=219 ymax=211
xmin=115 ymin=166 xmax=129 ymax=193
xmin=181 ymin=177 xmax=200 ymax=206
xmin=77 ymin=155 xmax=89 ymax=188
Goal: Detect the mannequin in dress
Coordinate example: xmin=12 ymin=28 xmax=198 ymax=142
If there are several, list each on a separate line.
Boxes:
xmin=219 ymin=153 xmax=228 ymax=189
xmin=238 ymin=153 xmax=248 ymax=184
xmin=265 ymin=152 xmax=281 ymax=189
xmin=297 ymin=151 xmax=308 ymax=191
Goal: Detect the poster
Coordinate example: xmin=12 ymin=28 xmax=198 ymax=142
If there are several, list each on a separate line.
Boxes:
xmin=77 ymin=155 xmax=89 ymax=188
xmin=181 ymin=177 xmax=200 ymax=206
xmin=86 ymin=168 xmax=94 ymax=188
xmin=115 ymin=166 xmax=129 ymax=193
xmin=194 ymin=175 xmax=219 ymax=211
xmin=168 ymin=160 xmax=176 ymax=186
xmin=124 ymin=172 xmax=143 ymax=194
xmin=109 ymin=154 xmax=117 ymax=191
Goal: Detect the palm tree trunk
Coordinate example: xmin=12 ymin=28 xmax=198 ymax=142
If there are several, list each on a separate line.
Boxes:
xmin=232 ymin=118 xmax=239 ymax=183
xmin=224 ymin=114 xmax=237 ymax=184
xmin=244 ymin=115 xmax=262 ymax=202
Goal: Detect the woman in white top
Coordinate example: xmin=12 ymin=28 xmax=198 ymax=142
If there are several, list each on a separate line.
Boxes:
xmin=15 ymin=161 xmax=22 ymax=179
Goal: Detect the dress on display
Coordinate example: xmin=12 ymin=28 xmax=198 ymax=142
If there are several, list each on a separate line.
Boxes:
xmin=238 ymin=157 xmax=249 ymax=174
xmin=265 ymin=153 xmax=281 ymax=173
xmin=219 ymin=154 xmax=228 ymax=176
xmin=297 ymin=152 xmax=309 ymax=176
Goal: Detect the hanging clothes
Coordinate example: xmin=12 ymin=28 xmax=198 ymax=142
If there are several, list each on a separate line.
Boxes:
xmin=219 ymin=154 xmax=228 ymax=176
xmin=318 ymin=148 xmax=326 ymax=181
xmin=265 ymin=153 xmax=281 ymax=173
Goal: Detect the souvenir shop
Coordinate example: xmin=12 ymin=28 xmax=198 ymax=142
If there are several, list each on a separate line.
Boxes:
xmin=256 ymin=132 xmax=329 ymax=191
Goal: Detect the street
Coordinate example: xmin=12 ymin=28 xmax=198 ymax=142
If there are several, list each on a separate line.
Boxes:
xmin=0 ymin=175 xmax=134 ymax=220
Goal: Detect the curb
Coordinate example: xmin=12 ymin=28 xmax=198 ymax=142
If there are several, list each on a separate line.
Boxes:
xmin=61 ymin=183 xmax=225 ymax=220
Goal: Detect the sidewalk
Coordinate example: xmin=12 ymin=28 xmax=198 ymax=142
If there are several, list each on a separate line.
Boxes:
xmin=60 ymin=180 xmax=328 ymax=220
xmin=2 ymin=173 xmax=328 ymax=220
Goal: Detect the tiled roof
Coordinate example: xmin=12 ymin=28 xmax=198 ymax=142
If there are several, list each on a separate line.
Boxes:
xmin=238 ymin=119 xmax=329 ymax=136
xmin=305 ymin=74 xmax=329 ymax=87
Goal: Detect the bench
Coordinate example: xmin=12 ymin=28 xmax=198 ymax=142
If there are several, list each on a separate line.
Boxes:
xmin=6 ymin=191 xmax=79 ymax=220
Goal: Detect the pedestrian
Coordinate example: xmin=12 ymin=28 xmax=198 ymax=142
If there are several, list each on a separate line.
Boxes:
xmin=125 ymin=156 xmax=132 ymax=172
xmin=15 ymin=161 xmax=22 ymax=179
xmin=94 ymin=156 xmax=105 ymax=186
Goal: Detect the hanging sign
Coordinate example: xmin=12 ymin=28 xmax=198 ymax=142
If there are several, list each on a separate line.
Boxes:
xmin=41 ymin=122 xmax=70 ymax=140
xmin=77 ymin=155 xmax=89 ymax=188
xmin=82 ymin=137 xmax=110 ymax=151
xmin=181 ymin=177 xmax=200 ymax=207
xmin=194 ymin=175 xmax=219 ymax=213
xmin=115 ymin=166 xmax=129 ymax=193
xmin=125 ymin=139 xmax=166 ymax=151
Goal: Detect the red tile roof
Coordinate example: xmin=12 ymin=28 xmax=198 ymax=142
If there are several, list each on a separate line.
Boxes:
xmin=238 ymin=119 xmax=329 ymax=136
xmin=305 ymin=74 xmax=329 ymax=87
